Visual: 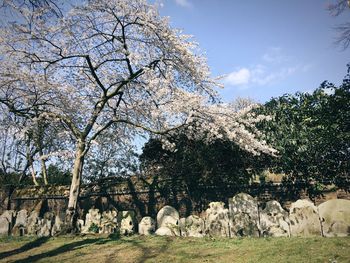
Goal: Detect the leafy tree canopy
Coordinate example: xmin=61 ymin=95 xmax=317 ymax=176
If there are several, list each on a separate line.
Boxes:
xmin=256 ymin=67 xmax=350 ymax=189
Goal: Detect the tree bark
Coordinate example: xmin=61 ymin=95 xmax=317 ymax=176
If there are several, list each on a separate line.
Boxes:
xmin=65 ymin=140 xmax=85 ymax=232
xmin=40 ymin=158 xmax=48 ymax=185
xmin=37 ymin=135 xmax=48 ymax=185
xmin=30 ymin=162 xmax=39 ymax=186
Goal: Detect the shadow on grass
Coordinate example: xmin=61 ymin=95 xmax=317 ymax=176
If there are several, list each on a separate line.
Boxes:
xmin=120 ymin=236 xmax=173 ymax=263
xmin=12 ymin=237 xmax=106 ymax=263
xmin=137 ymin=238 xmax=171 ymax=263
xmin=0 ymin=236 xmax=50 ymax=260
xmin=3 ymin=235 xmax=173 ymax=263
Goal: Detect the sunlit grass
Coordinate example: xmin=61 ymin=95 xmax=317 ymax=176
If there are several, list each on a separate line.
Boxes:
xmin=0 ymin=235 xmax=349 ymax=263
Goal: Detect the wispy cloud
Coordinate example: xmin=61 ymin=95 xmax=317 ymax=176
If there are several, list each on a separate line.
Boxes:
xmin=261 ymin=47 xmax=289 ymax=64
xmin=301 ymin=63 xmax=313 ymax=72
xmin=174 ymin=0 xmax=192 ymax=8
xmin=224 ymin=65 xmax=298 ymax=88
xmin=223 ymin=48 xmax=311 ymax=89
xmin=252 ymin=65 xmax=298 ymax=85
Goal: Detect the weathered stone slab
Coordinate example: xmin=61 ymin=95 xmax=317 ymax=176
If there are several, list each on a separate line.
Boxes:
xmin=51 ymin=214 xmax=64 ymax=236
xmin=289 ymin=199 xmax=322 ymax=237
xmin=157 ymin=205 xmax=179 ymax=228
xmin=179 ymin=218 xmax=186 ymax=236
xmin=82 ymin=208 xmax=101 ymax=233
xmin=27 ymin=211 xmax=40 ymax=235
xmin=37 ymin=212 xmax=55 ymax=237
xmin=12 ymin=209 xmax=28 ymax=236
xmin=0 ymin=210 xmax=16 ymax=224
xmin=139 ymin=216 xmax=156 ymax=235
xmin=155 ymin=206 xmax=180 ymax=236
xmin=229 ymin=193 xmax=259 ymax=237
xmin=318 ymin=199 xmax=350 ymax=237
xmin=205 ymin=202 xmax=230 ymax=237
xmin=179 ymin=215 xmax=205 ymax=237
xmin=260 ymin=200 xmax=290 ymax=237
xmin=0 ymin=217 xmax=10 ymax=235
xmin=77 ymin=219 xmax=85 ymax=232
xmin=118 ymin=211 xmax=136 ymax=235
xmin=86 ymin=208 xmax=102 ymax=226
xmin=0 ymin=210 xmax=16 ymax=236
xmin=155 ymin=226 xmax=177 ymax=236
xmin=100 ymin=210 xmax=118 ymax=234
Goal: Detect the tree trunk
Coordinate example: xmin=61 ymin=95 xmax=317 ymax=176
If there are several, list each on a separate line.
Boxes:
xmin=26 ymin=138 xmax=39 ymax=186
xmin=38 ymin=147 xmax=48 ymax=185
xmin=65 ymin=140 xmax=85 ymax=232
xmin=30 ymin=163 xmax=39 ymax=186
xmin=40 ymin=158 xmax=48 ymax=185
xmin=35 ymin=117 xmax=48 ymax=185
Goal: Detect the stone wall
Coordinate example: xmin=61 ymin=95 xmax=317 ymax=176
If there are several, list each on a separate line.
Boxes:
xmin=1 ymin=193 xmax=349 ymax=238
xmin=1 ymin=176 xmax=349 ymax=223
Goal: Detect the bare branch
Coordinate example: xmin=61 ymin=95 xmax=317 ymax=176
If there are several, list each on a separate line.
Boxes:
xmin=334 ymin=22 xmax=350 ymax=50
xmin=327 ymin=0 xmax=349 ymax=16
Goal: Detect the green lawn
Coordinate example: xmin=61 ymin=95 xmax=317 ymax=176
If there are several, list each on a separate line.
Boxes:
xmin=0 ymin=235 xmax=349 ymax=263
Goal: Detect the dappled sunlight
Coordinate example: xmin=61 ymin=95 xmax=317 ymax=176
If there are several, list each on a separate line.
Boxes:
xmin=0 ymin=235 xmax=349 ymax=263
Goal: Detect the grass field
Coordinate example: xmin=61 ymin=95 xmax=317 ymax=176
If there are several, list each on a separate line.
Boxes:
xmin=0 ymin=235 xmax=349 ymax=263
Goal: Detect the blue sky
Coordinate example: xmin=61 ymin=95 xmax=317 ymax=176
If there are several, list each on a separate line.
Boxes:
xmin=158 ymin=0 xmax=350 ymax=103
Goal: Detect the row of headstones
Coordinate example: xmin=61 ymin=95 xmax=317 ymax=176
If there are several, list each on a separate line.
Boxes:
xmin=0 ymin=209 xmax=62 ymax=237
xmin=0 ymin=193 xmax=349 ymax=237
xmin=153 ymin=193 xmax=350 ymax=238
xmin=0 ymin=208 xmax=137 ymax=237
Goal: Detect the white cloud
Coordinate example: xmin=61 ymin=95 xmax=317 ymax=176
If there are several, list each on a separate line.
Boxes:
xmin=252 ymin=65 xmax=298 ymax=85
xmin=223 ymin=47 xmax=311 ymax=88
xmin=174 ymin=0 xmax=192 ymax=8
xmin=262 ymin=47 xmax=289 ymax=64
xmin=224 ymin=68 xmax=251 ymax=86
xmin=301 ymin=63 xmax=313 ymax=72
xmin=224 ymin=65 xmax=299 ymax=88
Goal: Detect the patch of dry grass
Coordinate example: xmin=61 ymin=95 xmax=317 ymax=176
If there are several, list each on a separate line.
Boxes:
xmin=0 ymin=235 xmax=349 ymax=263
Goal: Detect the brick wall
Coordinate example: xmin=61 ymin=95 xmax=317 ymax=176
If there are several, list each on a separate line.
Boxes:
xmin=1 ymin=177 xmax=349 ymax=220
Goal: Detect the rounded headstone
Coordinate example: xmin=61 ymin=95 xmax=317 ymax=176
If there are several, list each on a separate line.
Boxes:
xmin=179 ymin=215 xmax=205 ymax=237
xmin=259 ymin=200 xmax=290 ymax=237
xmin=12 ymin=209 xmax=28 ymax=236
xmin=229 ymin=193 xmax=260 ymax=237
xmin=289 ymin=199 xmax=322 ymax=237
xmin=318 ymin=199 xmax=350 ymax=237
xmin=139 ymin=216 xmax=156 ymax=235
xmin=205 ymin=202 xmax=230 ymax=237
xmin=118 ymin=211 xmax=136 ymax=235
xmin=155 ymin=226 xmax=176 ymax=236
xmin=100 ymin=210 xmax=118 ymax=234
xmin=156 ymin=206 xmax=180 ymax=236
xmin=156 ymin=206 xmax=179 ymax=228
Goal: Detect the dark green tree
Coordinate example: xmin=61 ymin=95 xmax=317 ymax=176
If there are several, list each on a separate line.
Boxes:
xmin=140 ymin=131 xmax=267 ymax=210
xmin=44 ymin=164 xmax=71 ymax=185
xmin=257 ymin=67 xmax=350 ymax=191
